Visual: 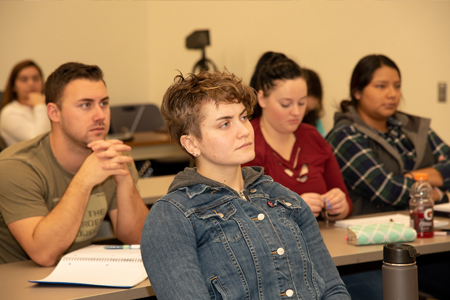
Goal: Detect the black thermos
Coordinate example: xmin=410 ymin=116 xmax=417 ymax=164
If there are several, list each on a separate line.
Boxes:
xmin=382 ymin=243 xmax=420 ymax=300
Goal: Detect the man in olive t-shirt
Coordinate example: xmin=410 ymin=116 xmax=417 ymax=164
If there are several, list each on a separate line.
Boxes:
xmin=0 ymin=62 xmax=149 ymax=266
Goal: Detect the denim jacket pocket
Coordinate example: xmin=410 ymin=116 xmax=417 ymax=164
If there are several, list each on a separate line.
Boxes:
xmin=209 ymin=275 xmax=229 ymax=300
xmin=194 ymin=201 xmax=250 ymax=242
xmin=270 ymin=195 xmax=303 ymax=219
xmin=273 ymin=196 xmax=302 ymax=210
xmin=269 ymin=196 xmax=304 ymax=229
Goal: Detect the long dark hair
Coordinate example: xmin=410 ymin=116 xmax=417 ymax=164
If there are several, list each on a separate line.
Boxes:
xmin=249 ymin=52 xmax=303 ymax=119
xmin=340 ymin=54 xmax=401 ymax=112
xmin=1 ymin=60 xmax=44 ymax=110
xmin=302 ymin=68 xmax=323 ymax=127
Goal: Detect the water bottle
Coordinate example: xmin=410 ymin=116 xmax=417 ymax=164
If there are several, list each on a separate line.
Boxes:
xmin=382 ymin=243 xmax=420 ymax=300
xmin=409 ymin=173 xmax=434 ymax=238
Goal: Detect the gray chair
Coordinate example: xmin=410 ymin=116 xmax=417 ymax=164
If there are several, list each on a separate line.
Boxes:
xmin=110 ymin=104 xmax=165 ymax=134
xmin=110 ymin=104 xmax=190 ymax=178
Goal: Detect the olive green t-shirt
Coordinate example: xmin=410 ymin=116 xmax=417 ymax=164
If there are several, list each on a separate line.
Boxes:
xmin=0 ymin=133 xmax=139 ymax=264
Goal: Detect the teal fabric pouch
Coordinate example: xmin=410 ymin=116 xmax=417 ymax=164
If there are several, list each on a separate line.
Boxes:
xmin=347 ymin=222 xmax=417 ymax=246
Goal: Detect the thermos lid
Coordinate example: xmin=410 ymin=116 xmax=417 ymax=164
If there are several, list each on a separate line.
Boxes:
xmin=383 ymin=243 xmax=420 ymax=264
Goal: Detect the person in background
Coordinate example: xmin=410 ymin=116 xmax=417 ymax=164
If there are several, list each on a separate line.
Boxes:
xmin=327 ymin=54 xmax=450 ymax=300
xmin=250 ymin=54 xmax=326 ymax=136
xmin=244 ymin=52 xmax=352 ymax=220
xmin=302 ymin=68 xmax=326 ymax=137
xmin=0 ymin=60 xmax=51 ymax=147
xmin=0 ymin=62 xmax=149 ymax=266
xmin=140 ymin=70 xmax=350 ymax=300
xmin=327 ymin=54 xmax=449 ymax=216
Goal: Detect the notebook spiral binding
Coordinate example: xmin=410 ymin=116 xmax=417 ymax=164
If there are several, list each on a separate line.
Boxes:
xmin=62 ymin=257 xmax=142 ymax=263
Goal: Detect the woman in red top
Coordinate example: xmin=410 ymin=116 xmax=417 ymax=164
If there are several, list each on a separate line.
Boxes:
xmin=244 ymin=52 xmax=352 ymax=219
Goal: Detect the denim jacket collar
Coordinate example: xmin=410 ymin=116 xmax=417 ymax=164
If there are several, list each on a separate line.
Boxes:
xmin=168 ymin=166 xmax=266 ymax=198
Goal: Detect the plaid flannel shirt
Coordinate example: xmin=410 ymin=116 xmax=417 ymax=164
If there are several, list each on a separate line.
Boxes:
xmin=327 ymin=117 xmax=450 ymax=207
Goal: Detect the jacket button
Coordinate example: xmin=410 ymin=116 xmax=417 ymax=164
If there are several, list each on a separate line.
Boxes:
xmin=277 ymin=248 xmax=285 ymax=255
xmin=257 ymin=213 xmax=265 ymax=220
xmin=250 ymin=189 xmax=257 ymax=193
xmin=286 ymin=289 xmax=294 ymax=297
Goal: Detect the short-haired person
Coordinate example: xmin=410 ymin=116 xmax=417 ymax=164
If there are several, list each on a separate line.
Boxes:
xmin=243 ymin=52 xmax=352 ymax=220
xmin=0 ymin=62 xmax=149 ymax=266
xmin=140 ymin=70 xmax=350 ymax=300
xmin=1 ymin=60 xmax=51 ymax=147
xmin=327 ymin=54 xmax=450 ymax=216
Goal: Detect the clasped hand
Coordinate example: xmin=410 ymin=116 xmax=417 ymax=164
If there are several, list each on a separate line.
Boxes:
xmin=79 ymin=139 xmax=133 ymax=187
xmin=26 ymin=92 xmax=46 ymax=107
xmin=301 ymin=188 xmax=347 ymax=217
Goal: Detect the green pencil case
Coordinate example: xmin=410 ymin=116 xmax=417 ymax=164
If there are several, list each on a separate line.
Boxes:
xmin=347 ymin=222 xmax=417 ymax=246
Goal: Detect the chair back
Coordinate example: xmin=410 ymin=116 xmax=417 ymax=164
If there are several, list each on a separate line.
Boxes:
xmin=110 ymin=104 xmax=165 ymax=134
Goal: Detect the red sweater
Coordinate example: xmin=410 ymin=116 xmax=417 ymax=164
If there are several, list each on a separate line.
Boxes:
xmin=243 ymin=118 xmax=353 ymax=216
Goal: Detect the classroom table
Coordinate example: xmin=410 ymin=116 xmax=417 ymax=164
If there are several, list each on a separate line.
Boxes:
xmin=318 ymin=213 xmax=450 ymax=266
xmin=124 ymin=131 xmax=188 ymax=161
xmin=138 ymin=174 xmax=175 ymax=205
xmin=3 ymin=211 xmax=449 ymax=299
xmin=0 ymin=260 xmax=154 ymax=300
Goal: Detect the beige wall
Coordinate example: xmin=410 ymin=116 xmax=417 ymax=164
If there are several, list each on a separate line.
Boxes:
xmin=1 ymin=1 xmax=449 ymax=142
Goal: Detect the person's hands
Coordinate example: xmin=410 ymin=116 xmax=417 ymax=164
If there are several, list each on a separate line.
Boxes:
xmin=300 ymin=193 xmax=325 ymax=217
xmin=27 ymin=93 xmax=46 ymax=107
xmin=322 ymin=188 xmax=348 ymax=216
xmin=77 ymin=140 xmax=133 ymax=187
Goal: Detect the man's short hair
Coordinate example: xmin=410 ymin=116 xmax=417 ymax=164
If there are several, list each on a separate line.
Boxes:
xmin=161 ymin=70 xmax=257 ymax=148
xmin=45 ymin=62 xmax=104 ymax=107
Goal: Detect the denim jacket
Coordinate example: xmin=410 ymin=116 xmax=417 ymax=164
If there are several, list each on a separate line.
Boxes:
xmin=141 ymin=167 xmax=349 ymax=300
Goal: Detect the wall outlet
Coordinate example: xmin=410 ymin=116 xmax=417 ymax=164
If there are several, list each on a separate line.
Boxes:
xmin=438 ymin=82 xmax=447 ymax=103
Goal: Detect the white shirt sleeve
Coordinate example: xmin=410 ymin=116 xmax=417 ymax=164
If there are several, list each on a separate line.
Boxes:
xmin=0 ymin=101 xmax=51 ymax=146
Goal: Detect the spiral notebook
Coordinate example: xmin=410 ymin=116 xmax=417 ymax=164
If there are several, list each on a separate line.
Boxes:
xmin=29 ymin=245 xmax=148 ymax=288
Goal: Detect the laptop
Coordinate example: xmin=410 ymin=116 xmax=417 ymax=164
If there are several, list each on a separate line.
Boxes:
xmin=107 ymin=105 xmax=145 ymax=141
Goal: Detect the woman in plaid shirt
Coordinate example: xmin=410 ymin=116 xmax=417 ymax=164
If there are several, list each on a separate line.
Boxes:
xmin=327 ymin=54 xmax=450 ymax=216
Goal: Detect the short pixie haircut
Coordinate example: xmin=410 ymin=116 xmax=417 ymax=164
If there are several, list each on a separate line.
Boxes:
xmin=45 ymin=62 xmax=104 ymax=108
xmin=161 ymin=70 xmax=257 ymax=149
